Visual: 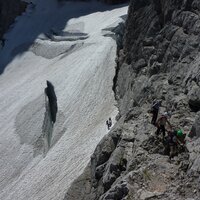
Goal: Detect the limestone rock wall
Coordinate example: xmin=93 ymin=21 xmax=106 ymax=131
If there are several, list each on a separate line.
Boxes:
xmin=116 ymin=0 xmax=200 ymax=116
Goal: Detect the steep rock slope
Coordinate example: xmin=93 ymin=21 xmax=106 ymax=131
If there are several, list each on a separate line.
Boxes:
xmin=66 ymin=0 xmax=200 ymax=199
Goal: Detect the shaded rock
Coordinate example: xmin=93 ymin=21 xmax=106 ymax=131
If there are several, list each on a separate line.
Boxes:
xmin=102 ymin=139 xmax=133 ymax=191
xmin=93 ymin=129 xmax=122 ymax=167
xmin=100 ymin=181 xmax=129 ymax=200
xmin=0 ymin=0 xmax=27 ymax=40
xmin=45 ymin=80 xmax=58 ymax=123
xmin=133 ymin=58 xmax=147 ymax=73
xmin=190 ymin=112 xmax=200 ymax=138
xmin=95 ymin=163 xmax=107 ymax=180
xmin=187 ymin=137 xmax=200 ymax=174
xmin=188 ymin=84 xmax=200 ymax=111
xmin=190 ymin=156 xmax=200 ymax=173
xmin=143 ymin=37 xmax=154 ymax=46
xmin=148 ymin=61 xmax=162 ymax=76
xmin=124 ymin=107 xmax=142 ymax=123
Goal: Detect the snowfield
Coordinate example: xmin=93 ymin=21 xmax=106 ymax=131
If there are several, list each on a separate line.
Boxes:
xmin=0 ymin=0 xmax=127 ymax=200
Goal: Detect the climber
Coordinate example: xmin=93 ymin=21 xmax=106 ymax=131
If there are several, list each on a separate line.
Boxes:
xmin=176 ymin=130 xmax=186 ymax=145
xmin=108 ymin=117 xmax=112 ymax=128
xmin=156 ymin=112 xmax=172 ymax=140
xmin=151 ymin=99 xmax=162 ymax=126
xmin=106 ymin=118 xmax=112 ymax=130
xmin=106 ymin=120 xmax=110 ymax=130
xmin=164 ymin=129 xmax=186 ymax=159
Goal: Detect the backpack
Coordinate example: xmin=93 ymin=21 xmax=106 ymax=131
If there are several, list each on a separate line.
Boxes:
xmin=152 ymin=100 xmax=160 ymax=110
xmin=167 ymin=131 xmax=177 ymax=145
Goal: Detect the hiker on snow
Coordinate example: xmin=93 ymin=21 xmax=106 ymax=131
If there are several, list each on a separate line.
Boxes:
xmin=151 ymin=99 xmax=161 ymax=126
xmin=106 ymin=120 xmax=110 ymax=130
xmin=106 ymin=118 xmax=112 ymax=130
xmin=108 ymin=117 xmax=112 ymax=128
xmin=164 ymin=129 xmax=186 ymax=159
xmin=156 ymin=112 xmax=172 ymax=140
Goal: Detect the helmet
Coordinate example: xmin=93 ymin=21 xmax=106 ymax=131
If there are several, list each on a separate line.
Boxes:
xmin=162 ymin=112 xmax=168 ymax=117
xmin=177 ymin=130 xmax=183 ymax=136
xmin=167 ymin=111 xmax=172 ymax=118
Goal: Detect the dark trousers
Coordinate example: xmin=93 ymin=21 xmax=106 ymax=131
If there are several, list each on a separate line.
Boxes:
xmin=151 ymin=109 xmax=158 ymax=125
xmin=169 ymin=145 xmax=177 ymax=159
xmin=156 ymin=125 xmax=165 ymax=138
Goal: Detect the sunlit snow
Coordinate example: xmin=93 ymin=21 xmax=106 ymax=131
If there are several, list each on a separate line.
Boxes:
xmin=0 ymin=0 xmax=127 ymax=199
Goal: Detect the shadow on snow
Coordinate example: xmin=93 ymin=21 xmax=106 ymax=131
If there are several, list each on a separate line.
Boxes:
xmin=0 ymin=0 xmax=128 ymax=74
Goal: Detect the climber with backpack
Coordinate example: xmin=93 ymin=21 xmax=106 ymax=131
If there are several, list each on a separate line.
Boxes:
xmin=106 ymin=117 xmax=112 ymax=130
xmin=175 ymin=129 xmax=187 ymax=154
xmin=150 ymin=99 xmax=162 ymax=126
xmin=156 ymin=112 xmax=172 ymax=140
xmin=164 ymin=129 xmax=186 ymax=159
xmin=108 ymin=117 xmax=112 ymax=128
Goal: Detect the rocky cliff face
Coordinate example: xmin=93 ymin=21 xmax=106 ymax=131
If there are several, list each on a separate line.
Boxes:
xmin=0 ymin=0 xmax=27 ymax=42
xmin=116 ymin=0 xmax=200 ymax=115
xmin=65 ymin=0 xmax=200 ymax=199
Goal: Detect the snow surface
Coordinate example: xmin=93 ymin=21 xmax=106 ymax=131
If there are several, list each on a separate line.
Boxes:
xmin=0 ymin=0 xmax=127 ymax=200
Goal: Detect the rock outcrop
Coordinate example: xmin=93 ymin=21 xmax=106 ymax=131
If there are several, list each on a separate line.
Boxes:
xmin=0 ymin=0 xmax=27 ymax=41
xmin=45 ymin=80 xmax=58 ymax=124
xmin=65 ymin=0 xmax=200 ymax=199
